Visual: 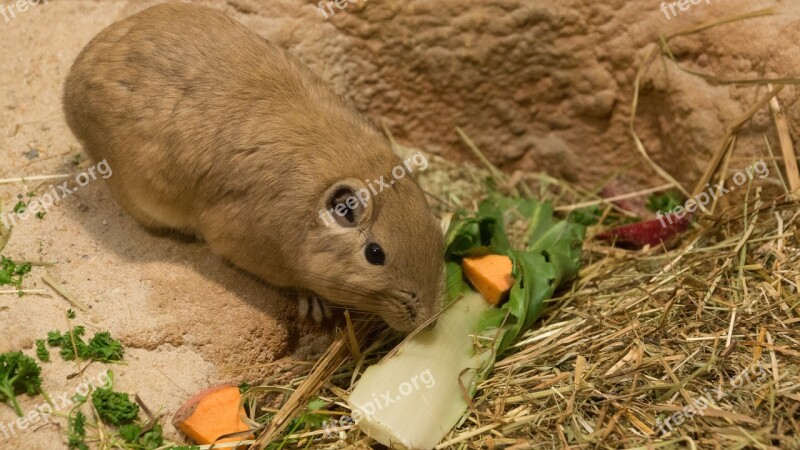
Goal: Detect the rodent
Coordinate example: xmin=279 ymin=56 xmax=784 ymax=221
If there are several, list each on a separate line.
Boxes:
xmin=62 ymin=2 xmax=444 ymax=332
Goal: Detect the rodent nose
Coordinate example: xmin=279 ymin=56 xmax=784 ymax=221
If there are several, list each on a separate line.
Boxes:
xmin=404 ymin=303 xmax=417 ymax=320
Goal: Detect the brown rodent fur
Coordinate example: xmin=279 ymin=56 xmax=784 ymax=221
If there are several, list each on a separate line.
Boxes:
xmin=63 ymin=2 xmax=444 ymax=332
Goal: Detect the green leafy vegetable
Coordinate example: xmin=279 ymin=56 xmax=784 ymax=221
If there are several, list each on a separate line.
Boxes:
xmin=35 ymin=339 xmax=49 ymax=362
xmin=0 ymin=351 xmax=43 ymax=416
xmin=446 ymin=195 xmax=585 ymax=355
xmin=92 ymin=386 xmax=139 ymax=425
xmin=46 ymin=330 xmax=61 ymax=346
xmin=68 ymin=411 xmax=89 ymax=450
xmin=138 ymin=423 xmax=165 ymax=449
xmin=568 ymin=205 xmax=602 ymax=226
xmin=646 ymin=190 xmax=684 ymax=214
xmin=0 ymin=256 xmax=32 ymax=288
xmin=85 ymin=332 xmax=125 ymax=362
xmin=47 ymin=326 xmax=86 ymax=361
xmin=67 ymin=308 xmax=76 ymax=319
xmin=120 ymin=423 xmax=165 ymax=449
xmin=12 ymin=201 xmax=26 ymax=214
xmin=295 ymin=397 xmax=328 ymax=428
xmin=119 ymin=423 xmax=142 ymax=443
xmin=47 ymin=327 xmax=124 ymax=363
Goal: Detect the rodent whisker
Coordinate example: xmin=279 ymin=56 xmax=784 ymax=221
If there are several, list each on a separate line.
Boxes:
xmin=250 ymin=262 xmax=389 ymax=299
xmin=295 ymin=270 xmax=385 ymax=295
xmin=224 ymin=259 xmax=415 ymax=315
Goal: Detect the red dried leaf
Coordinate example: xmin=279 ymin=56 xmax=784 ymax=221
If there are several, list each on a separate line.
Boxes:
xmin=596 ymin=212 xmax=692 ymax=249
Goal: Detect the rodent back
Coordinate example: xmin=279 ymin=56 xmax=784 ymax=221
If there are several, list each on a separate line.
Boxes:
xmin=62 ymin=3 xmax=446 ymax=330
xmin=63 ymin=3 xmax=378 ymax=224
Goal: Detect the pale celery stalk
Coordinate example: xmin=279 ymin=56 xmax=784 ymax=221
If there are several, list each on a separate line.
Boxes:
xmin=347 ymin=291 xmax=493 ymax=450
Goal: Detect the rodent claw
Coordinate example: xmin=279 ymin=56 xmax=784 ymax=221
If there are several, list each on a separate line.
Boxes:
xmin=297 ymin=293 xmax=311 ymax=320
xmin=297 ymin=293 xmax=330 ymax=324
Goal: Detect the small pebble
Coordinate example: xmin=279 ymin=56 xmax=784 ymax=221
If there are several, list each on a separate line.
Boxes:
xmin=24 ymin=148 xmax=40 ymax=160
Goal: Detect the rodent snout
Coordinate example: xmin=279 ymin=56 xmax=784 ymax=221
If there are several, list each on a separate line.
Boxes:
xmin=398 ymin=290 xmax=440 ymax=332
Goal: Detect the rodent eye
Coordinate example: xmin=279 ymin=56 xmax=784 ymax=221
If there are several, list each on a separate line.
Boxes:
xmin=364 ymin=243 xmax=385 ymax=265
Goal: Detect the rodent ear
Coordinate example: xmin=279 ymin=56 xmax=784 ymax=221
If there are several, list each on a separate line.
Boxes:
xmin=323 ymin=180 xmax=371 ymax=228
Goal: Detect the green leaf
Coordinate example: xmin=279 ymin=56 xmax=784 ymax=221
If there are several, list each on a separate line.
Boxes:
xmin=35 ymin=340 xmax=49 ymax=362
xmin=12 ymin=201 xmax=27 ymax=214
xmin=139 ymin=423 xmax=164 ymax=449
xmin=0 ymin=351 xmax=43 ymax=416
xmin=646 ymin=190 xmax=684 ymax=214
xmin=306 ymin=396 xmax=327 ymax=411
xmin=444 ymin=262 xmax=463 ymax=304
xmin=68 ymin=411 xmax=88 ymax=450
xmin=0 ymin=256 xmax=32 ymax=289
xmin=50 ymin=326 xmax=88 ymax=361
xmin=46 ymin=330 xmax=62 ymax=346
xmin=46 ymin=327 xmax=124 ymax=363
xmin=85 ymin=332 xmax=124 ymax=363
xmin=567 ymin=205 xmax=602 ymax=226
xmin=445 ymin=194 xmax=585 ymax=356
xmin=119 ymin=424 xmax=142 ymax=443
xmin=91 ymin=386 xmax=139 ymax=425
xmin=444 ymin=217 xmax=495 ymax=259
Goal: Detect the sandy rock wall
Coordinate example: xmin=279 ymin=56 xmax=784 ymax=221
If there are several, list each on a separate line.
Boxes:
xmin=209 ymin=0 xmax=799 ymax=194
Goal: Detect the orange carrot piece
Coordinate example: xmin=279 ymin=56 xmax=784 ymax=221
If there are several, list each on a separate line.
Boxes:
xmin=172 ymin=384 xmax=252 ymax=445
xmin=462 ymin=254 xmax=514 ymax=305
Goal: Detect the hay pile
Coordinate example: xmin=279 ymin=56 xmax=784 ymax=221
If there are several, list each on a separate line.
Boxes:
xmin=231 ymin=147 xmax=799 ymax=449
xmin=447 ymin=179 xmax=800 ymax=449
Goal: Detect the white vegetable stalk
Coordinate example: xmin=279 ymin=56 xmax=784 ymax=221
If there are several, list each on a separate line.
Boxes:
xmin=347 ymin=292 xmax=494 ymax=450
